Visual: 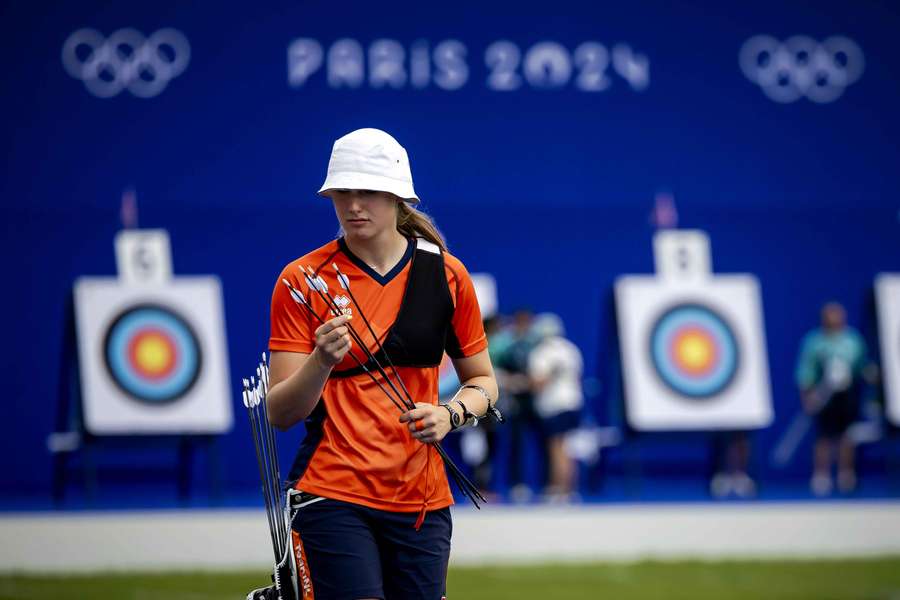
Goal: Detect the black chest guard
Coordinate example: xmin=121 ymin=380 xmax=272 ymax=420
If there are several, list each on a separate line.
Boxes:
xmin=330 ymin=239 xmax=457 ymax=378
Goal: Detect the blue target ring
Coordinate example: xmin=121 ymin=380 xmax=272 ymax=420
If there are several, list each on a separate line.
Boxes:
xmin=103 ymin=304 xmax=202 ymax=405
xmin=649 ymin=303 xmax=739 ymax=399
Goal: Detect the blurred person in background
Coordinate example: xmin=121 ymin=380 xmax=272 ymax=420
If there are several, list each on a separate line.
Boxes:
xmin=709 ymin=432 xmax=755 ymax=499
xmin=267 ymin=128 xmax=497 ymax=599
xmin=499 ymin=308 xmax=543 ymax=502
xmin=528 ymin=313 xmax=584 ymax=502
xmin=795 ymin=301 xmax=874 ymax=496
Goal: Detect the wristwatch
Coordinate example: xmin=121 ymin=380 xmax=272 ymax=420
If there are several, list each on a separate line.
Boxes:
xmin=453 ymin=399 xmax=478 ymax=428
xmin=443 ymin=403 xmax=462 ymax=430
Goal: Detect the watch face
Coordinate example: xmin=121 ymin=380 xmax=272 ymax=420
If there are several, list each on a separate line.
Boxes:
xmin=451 ymin=411 xmax=462 ymax=427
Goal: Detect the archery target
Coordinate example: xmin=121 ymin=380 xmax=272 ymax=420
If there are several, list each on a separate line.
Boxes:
xmin=74 ymin=277 xmax=233 ymax=434
xmin=615 ymin=275 xmax=772 ymax=431
xmin=103 ymin=305 xmax=201 ymax=404
xmin=470 ymin=272 xmax=498 ymax=319
xmin=875 ymin=274 xmax=900 ymax=425
xmin=650 ymin=304 xmax=739 ymax=399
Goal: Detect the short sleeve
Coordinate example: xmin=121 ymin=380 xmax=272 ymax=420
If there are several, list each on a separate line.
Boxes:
xmin=794 ymin=332 xmax=818 ymax=389
xmin=444 ymin=255 xmax=488 ymax=359
xmin=269 ymin=265 xmax=315 ymax=354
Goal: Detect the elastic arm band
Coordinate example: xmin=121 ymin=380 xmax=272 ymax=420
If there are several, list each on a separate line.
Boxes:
xmin=457 ymin=384 xmax=505 ymax=424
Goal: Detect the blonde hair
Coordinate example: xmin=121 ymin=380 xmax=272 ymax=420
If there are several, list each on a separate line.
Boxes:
xmin=397 ymin=201 xmax=447 ymax=251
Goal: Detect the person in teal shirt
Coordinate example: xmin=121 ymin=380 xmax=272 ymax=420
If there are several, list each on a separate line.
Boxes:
xmin=795 ymin=302 xmax=870 ymax=496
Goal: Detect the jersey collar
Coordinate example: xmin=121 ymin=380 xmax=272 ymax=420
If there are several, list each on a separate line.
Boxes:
xmin=337 ymin=236 xmax=414 ymax=286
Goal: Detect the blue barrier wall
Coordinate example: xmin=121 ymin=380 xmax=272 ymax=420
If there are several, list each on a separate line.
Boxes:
xmin=2 ymin=0 xmax=898 ymax=501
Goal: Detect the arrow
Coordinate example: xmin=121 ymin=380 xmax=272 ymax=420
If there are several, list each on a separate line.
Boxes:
xmin=333 ymin=263 xmax=351 ymax=290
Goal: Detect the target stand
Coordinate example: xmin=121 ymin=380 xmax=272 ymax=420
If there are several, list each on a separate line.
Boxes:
xmin=611 ymin=230 xmax=773 ymax=496
xmin=49 ymin=230 xmax=232 ymax=506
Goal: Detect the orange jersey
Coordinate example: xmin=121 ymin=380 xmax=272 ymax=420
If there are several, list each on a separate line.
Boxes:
xmin=269 ymin=237 xmax=487 ymax=512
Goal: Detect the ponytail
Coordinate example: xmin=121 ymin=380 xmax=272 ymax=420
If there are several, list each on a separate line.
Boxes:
xmin=397 ymin=201 xmax=447 ymax=252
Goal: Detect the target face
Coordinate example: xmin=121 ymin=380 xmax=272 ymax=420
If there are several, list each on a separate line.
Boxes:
xmin=649 ymin=303 xmax=739 ymax=399
xmin=874 ymin=274 xmax=900 ymax=426
xmin=103 ymin=304 xmax=202 ymax=404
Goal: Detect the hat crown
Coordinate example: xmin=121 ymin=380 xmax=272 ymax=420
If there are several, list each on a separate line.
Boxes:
xmin=318 ymin=128 xmax=419 ymax=202
xmin=328 ymin=128 xmax=411 ymax=182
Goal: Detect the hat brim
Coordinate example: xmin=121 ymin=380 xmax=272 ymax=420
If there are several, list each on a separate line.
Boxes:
xmin=318 ymin=172 xmax=419 ymax=204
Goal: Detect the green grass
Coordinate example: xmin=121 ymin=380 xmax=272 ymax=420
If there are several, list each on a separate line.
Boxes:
xmin=1 ymin=558 xmax=899 ymax=599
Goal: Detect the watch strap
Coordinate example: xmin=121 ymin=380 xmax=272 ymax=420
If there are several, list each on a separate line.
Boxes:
xmin=454 ymin=399 xmax=478 ymax=427
xmin=442 ymin=402 xmax=460 ymax=430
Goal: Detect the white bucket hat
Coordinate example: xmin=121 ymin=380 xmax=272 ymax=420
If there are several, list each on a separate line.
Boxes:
xmin=318 ymin=128 xmax=419 ymax=204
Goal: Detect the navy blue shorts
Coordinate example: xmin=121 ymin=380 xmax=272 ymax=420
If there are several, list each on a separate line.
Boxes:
xmin=816 ymin=390 xmax=858 ymax=438
xmin=291 ymin=496 xmax=452 ymax=600
xmin=542 ymin=410 xmax=580 ymax=437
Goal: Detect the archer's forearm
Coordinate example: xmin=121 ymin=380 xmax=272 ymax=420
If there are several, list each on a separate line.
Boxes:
xmin=453 ymin=374 xmax=499 ymax=418
xmin=267 ymin=349 xmax=333 ymax=429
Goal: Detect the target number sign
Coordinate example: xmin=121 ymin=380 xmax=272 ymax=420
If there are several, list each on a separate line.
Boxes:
xmin=74 ymin=277 xmax=233 ymax=434
xmin=114 ymin=229 xmax=173 ymax=284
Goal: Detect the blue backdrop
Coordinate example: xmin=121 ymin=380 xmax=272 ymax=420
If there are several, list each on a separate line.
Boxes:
xmin=2 ymin=0 xmax=899 ymax=503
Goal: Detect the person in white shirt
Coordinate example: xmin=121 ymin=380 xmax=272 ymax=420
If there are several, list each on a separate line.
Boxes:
xmin=528 ymin=313 xmax=584 ymax=501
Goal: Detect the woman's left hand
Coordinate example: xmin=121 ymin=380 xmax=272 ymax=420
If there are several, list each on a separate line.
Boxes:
xmin=399 ymin=402 xmax=452 ymax=444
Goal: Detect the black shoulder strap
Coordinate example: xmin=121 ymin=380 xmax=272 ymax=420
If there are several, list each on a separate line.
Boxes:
xmin=330 ymin=238 xmax=454 ymax=378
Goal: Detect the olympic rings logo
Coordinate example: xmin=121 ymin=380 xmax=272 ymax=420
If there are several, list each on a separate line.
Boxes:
xmin=62 ymin=28 xmax=190 ymax=98
xmin=739 ymin=35 xmax=864 ymax=104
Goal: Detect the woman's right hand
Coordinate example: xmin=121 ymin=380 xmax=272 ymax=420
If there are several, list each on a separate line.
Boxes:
xmin=313 ymin=314 xmax=353 ymax=367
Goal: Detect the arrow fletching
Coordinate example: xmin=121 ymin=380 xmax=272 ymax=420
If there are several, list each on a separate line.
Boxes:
xmin=303 ymin=266 xmax=328 ymax=293
xmin=282 ymin=278 xmax=306 ymax=305
xmin=241 ymin=378 xmax=250 ymax=408
xmin=333 ymin=263 xmax=350 ymax=290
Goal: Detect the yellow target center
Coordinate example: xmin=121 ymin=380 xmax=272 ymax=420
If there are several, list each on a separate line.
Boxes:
xmin=674 ymin=331 xmax=716 ymax=374
xmin=135 ymin=334 xmax=173 ymax=375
